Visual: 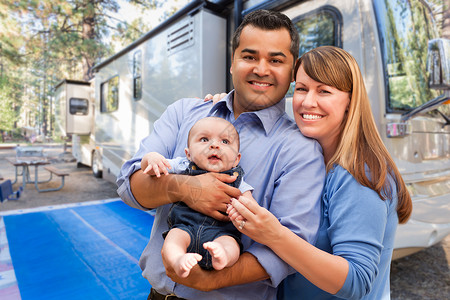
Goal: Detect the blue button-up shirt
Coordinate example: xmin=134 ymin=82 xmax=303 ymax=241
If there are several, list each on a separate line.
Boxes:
xmin=117 ymin=91 xmax=325 ymax=300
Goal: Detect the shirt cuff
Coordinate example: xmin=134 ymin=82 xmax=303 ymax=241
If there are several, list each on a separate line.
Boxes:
xmin=116 ymin=161 xmax=149 ymax=211
xmin=246 ymin=242 xmax=294 ymax=287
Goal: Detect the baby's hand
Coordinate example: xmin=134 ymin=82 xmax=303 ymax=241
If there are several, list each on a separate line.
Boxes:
xmin=226 ymin=200 xmax=244 ymax=222
xmin=141 ymin=152 xmax=171 ymax=177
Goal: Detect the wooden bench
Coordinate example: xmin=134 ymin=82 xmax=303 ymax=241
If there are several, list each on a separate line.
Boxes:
xmin=35 ymin=166 xmax=70 ymax=192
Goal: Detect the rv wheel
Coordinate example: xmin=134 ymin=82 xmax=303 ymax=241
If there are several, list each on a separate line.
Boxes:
xmin=92 ymin=151 xmax=103 ymax=178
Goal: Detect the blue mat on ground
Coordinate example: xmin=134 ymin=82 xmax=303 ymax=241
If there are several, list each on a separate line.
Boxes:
xmin=1 ymin=199 xmax=153 ymax=299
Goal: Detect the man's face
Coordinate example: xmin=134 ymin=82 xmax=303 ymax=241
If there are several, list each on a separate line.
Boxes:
xmin=230 ymin=25 xmax=294 ymax=117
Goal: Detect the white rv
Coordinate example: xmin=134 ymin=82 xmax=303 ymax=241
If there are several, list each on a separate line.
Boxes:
xmin=56 ymin=0 xmax=450 ymax=258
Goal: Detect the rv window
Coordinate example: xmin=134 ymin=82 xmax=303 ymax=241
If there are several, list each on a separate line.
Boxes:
xmin=293 ymin=6 xmax=342 ymax=58
xmin=69 ymin=98 xmax=89 ymax=115
xmin=100 ymin=76 xmax=119 ymax=113
xmin=133 ymin=50 xmax=142 ymax=100
xmin=286 ymin=6 xmax=342 ymax=96
xmin=374 ymin=0 xmax=447 ymax=114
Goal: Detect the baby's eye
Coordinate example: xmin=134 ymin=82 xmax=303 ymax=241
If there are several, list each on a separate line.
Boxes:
xmin=200 ymin=137 xmax=208 ymax=142
xmin=222 ymin=139 xmax=230 ymax=145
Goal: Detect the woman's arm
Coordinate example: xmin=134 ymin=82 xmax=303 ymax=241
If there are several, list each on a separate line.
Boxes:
xmin=228 ymin=196 xmax=348 ymax=294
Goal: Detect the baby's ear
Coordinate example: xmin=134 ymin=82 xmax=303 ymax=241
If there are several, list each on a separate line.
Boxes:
xmin=185 ymin=148 xmax=191 ymax=161
xmin=233 ymin=153 xmax=241 ymax=167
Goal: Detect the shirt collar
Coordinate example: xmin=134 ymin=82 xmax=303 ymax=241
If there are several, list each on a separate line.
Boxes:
xmin=208 ymin=90 xmax=286 ymax=135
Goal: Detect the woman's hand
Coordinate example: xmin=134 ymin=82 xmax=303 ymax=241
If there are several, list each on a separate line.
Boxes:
xmin=227 ymin=195 xmax=284 ymax=247
xmin=204 ymin=93 xmax=227 ymax=105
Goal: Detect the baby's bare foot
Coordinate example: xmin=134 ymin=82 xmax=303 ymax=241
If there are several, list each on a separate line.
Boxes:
xmin=175 ymin=253 xmax=202 ymax=278
xmin=204 ymin=241 xmax=228 ymax=270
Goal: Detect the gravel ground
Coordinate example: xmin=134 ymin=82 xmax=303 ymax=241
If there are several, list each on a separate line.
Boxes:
xmin=0 ymin=144 xmax=118 ymax=211
xmin=391 ymin=236 xmax=450 ymax=299
xmin=0 ymin=144 xmax=449 ymax=299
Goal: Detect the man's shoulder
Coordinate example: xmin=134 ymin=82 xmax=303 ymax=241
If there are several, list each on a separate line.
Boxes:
xmin=171 ymin=97 xmax=212 ymax=112
xmin=275 ymin=115 xmax=318 ymax=145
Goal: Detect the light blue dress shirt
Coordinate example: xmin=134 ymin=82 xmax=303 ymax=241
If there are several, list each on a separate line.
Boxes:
xmin=117 ymin=91 xmax=325 ymax=300
xmin=278 ymin=165 xmax=399 ymax=300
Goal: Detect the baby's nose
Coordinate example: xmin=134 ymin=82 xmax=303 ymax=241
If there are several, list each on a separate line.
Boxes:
xmin=209 ymin=140 xmax=220 ymax=148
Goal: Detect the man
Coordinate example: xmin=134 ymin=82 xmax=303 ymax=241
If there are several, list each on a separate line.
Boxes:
xmin=117 ymin=9 xmax=325 ymax=300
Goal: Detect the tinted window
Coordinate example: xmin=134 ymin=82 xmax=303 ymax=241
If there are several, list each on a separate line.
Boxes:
xmin=69 ymin=98 xmax=89 ymax=115
xmin=133 ymin=50 xmax=142 ymax=100
xmin=294 ymin=7 xmax=342 ymax=58
xmin=100 ymin=76 xmax=119 ymax=113
xmin=374 ymin=0 xmax=446 ymax=112
xmin=287 ymin=7 xmax=342 ymax=96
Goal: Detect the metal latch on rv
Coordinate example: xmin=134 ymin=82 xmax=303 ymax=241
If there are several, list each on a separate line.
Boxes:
xmin=387 ymin=94 xmax=450 ymax=138
xmin=386 ymin=122 xmax=410 ymax=138
xmin=387 ymin=38 xmax=450 ymax=138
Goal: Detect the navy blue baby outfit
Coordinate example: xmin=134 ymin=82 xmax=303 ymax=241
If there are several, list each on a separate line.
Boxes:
xmin=165 ymin=163 xmax=244 ymax=270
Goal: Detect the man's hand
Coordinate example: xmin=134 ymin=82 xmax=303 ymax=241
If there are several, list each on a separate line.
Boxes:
xmin=180 ymin=172 xmax=241 ymax=221
xmin=130 ymin=170 xmax=241 ymax=215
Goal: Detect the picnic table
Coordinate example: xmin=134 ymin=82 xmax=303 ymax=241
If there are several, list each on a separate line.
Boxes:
xmin=6 ymin=146 xmax=69 ymax=192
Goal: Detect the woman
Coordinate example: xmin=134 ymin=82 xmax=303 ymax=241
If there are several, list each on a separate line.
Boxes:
xmin=227 ymin=46 xmax=412 ymax=299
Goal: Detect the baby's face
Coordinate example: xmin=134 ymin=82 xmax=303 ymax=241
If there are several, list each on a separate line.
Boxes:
xmin=186 ymin=118 xmax=240 ymax=173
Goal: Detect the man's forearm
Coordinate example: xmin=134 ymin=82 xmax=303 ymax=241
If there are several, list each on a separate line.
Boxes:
xmin=130 ymin=170 xmax=188 ymax=208
xmin=172 ymin=252 xmax=269 ymax=291
xmin=213 ymin=252 xmax=270 ymax=289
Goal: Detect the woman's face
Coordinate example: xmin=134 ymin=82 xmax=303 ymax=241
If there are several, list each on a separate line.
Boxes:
xmin=292 ymin=65 xmax=350 ymax=149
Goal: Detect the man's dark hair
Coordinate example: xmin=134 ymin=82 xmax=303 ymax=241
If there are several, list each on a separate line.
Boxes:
xmin=231 ymin=9 xmax=299 ymax=63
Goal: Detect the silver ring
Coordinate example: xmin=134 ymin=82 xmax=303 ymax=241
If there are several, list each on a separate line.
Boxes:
xmin=238 ymin=220 xmax=246 ymax=230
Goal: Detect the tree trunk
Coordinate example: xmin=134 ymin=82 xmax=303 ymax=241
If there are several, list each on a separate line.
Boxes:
xmin=82 ymin=3 xmax=96 ymax=81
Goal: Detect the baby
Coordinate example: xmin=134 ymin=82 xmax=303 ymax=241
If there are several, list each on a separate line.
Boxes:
xmin=141 ymin=117 xmax=252 ymax=278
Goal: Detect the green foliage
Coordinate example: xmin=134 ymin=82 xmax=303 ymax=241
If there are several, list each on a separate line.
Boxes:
xmin=0 ymin=77 xmax=19 ymax=131
xmin=0 ymin=0 xmax=172 ymax=138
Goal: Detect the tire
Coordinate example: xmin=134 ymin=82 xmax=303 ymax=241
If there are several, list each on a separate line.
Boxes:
xmin=92 ymin=151 xmax=103 ymax=178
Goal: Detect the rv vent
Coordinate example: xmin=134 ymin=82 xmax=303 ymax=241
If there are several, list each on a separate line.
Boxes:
xmin=167 ymin=18 xmax=194 ymax=55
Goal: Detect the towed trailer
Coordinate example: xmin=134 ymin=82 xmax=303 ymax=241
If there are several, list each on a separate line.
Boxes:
xmin=55 ymin=0 xmax=450 ymax=258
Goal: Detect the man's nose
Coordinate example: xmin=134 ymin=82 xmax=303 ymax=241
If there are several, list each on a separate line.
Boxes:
xmin=253 ymin=59 xmax=270 ymax=76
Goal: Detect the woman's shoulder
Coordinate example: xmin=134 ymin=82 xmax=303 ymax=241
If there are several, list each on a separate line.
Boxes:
xmin=325 ymin=164 xmax=397 ymax=210
xmin=326 ymin=165 xmax=353 ymax=184
xmin=325 ymin=165 xmax=378 ymax=202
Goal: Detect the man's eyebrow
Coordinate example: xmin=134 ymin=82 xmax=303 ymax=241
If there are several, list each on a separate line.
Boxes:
xmin=240 ymin=48 xmax=287 ymax=57
xmin=241 ymin=48 xmax=257 ymax=54
xmin=269 ymin=51 xmax=287 ymax=58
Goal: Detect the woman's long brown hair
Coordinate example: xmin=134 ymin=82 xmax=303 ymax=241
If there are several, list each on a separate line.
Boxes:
xmin=295 ymin=46 xmax=412 ymax=223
